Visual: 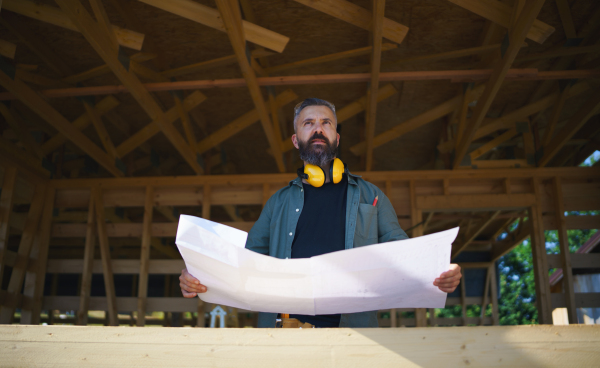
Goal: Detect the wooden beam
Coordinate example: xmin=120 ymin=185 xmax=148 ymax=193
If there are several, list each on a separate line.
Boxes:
xmin=198 ymin=89 xmax=297 ymax=155
xmin=529 ymin=178 xmax=552 ymax=324
xmin=84 ymin=102 xmax=119 ymax=159
xmin=538 ymin=91 xmax=600 ymax=167
xmin=265 ymin=43 xmax=396 ymax=74
xmin=5 ymin=68 xmax=600 ymax=101
xmin=115 ymin=91 xmax=206 ymax=158
xmin=76 ymin=189 xmax=96 ymax=325
xmin=555 ymin=0 xmax=577 ymax=39
xmin=93 ymin=189 xmax=119 ymax=326
xmin=41 ymin=96 xmax=120 ymax=156
xmin=417 ymin=194 xmax=535 ymax=211
xmin=469 ymin=126 xmax=518 ymax=161
xmin=0 ymin=184 xmax=45 ymax=323
xmin=293 ymin=0 xmax=408 ymax=44
xmin=138 ymin=0 xmax=288 ymax=53
xmin=453 ymin=0 xmax=548 ymax=169
xmin=4 ymin=324 xmax=600 ymax=365
xmin=515 ymin=44 xmax=600 ymax=63
xmin=0 ymin=39 xmax=16 ymax=59
xmin=541 ymin=85 xmax=570 ymax=148
xmin=0 ymin=14 xmax=71 ymax=76
xmin=161 ymin=50 xmax=272 ymax=79
xmin=0 ymin=166 xmax=17 ymax=290
xmin=0 ymin=104 xmax=44 ymax=159
xmin=137 ymin=186 xmax=154 ymax=326
xmin=215 ymin=0 xmax=285 ymax=173
xmin=446 ymin=0 xmax=554 ymax=44
xmin=89 ymin=0 xmax=119 ymax=51
xmin=364 ymin=0 xmax=385 ymax=171
xmin=490 ymin=220 xmax=531 ymax=262
xmin=0 ymin=72 xmax=123 ymax=177
xmin=3 ymin=0 xmax=144 ymax=50
xmin=552 ymin=177 xmax=577 ymax=324
xmin=18 ymin=187 xmax=54 ymax=324
xmin=451 ymin=211 xmax=500 ymax=259
xmin=56 ymin=0 xmax=204 ymax=175
xmin=351 ymin=85 xmax=485 ymax=156
xmin=489 ymin=262 xmax=499 ymax=325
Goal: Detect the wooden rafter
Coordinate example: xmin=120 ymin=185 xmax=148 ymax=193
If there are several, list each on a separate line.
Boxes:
xmin=351 ymin=85 xmax=485 ymax=156
xmin=197 ymin=89 xmax=297 ymax=155
xmin=215 ymin=0 xmax=285 ymax=173
xmin=452 ymin=211 xmax=500 ymax=259
xmin=538 ymin=91 xmax=600 ymax=167
xmin=139 ymin=0 xmax=289 ymax=53
xmin=265 ymin=43 xmax=397 ymax=74
xmin=446 ymin=0 xmax=554 ymax=43
xmin=0 ymin=72 xmax=123 ymax=177
xmin=3 ymin=0 xmax=144 ymax=51
xmin=555 ymin=0 xmax=577 ymax=39
xmin=3 ymin=68 xmax=600 ymax=101
xmin=56 ymin=0 xmax=204 ymax=175
xmin=293 ymin=0 xmax=408 ymax=44
xmin=364 ymin=0 xmax=385 ymax=170
xmin=41 ymin=96 xmax=120 ymax=156
xmin=453 ymin=0 xmax=548 ymax=169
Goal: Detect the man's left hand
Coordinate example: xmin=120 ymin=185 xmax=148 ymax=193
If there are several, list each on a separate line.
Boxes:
xmin=433 ymin=264 xmax=462 ymax=293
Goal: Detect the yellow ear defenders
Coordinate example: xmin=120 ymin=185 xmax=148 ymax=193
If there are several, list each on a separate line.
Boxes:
xmin=297 ymin=158 xmax=346 ymax=188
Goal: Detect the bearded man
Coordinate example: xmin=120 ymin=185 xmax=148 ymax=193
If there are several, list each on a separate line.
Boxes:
xmin=180 ymin=98 xmax=462 ymax=328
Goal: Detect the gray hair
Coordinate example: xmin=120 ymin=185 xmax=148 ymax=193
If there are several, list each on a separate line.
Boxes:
xmin=293 ymin=98 xmax=337 ymax=133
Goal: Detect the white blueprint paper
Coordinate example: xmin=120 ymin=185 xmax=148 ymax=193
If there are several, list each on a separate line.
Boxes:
xmin=176 ymin=215 xmax=458 ymax=315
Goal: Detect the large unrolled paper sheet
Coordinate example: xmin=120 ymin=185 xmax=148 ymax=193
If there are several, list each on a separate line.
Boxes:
xmin=176 ymin=215 xmax=458 ymax=315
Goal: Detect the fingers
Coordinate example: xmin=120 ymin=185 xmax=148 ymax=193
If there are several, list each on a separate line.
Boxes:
xmin=179 ymin=268 xmax=208 ymax=295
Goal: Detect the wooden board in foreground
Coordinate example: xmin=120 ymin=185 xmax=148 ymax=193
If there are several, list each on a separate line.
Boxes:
xmin=1 ymin=325 xmax=599 ymax=367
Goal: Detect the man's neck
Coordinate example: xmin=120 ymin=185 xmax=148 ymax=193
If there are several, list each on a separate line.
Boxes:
xmin=302 ymin=160 xmax=331 ymax=184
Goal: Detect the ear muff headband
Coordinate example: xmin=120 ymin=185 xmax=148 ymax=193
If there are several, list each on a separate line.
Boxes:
xmin=298 ymin=158 xmax=346 ymax=187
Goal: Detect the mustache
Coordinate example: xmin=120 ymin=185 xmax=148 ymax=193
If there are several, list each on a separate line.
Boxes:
xmin=309 ymin=133 xmax=330 ymax=144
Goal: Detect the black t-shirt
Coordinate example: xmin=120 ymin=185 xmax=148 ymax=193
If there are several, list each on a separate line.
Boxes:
xmin=288 ymin=175 xmax=348 ymax=327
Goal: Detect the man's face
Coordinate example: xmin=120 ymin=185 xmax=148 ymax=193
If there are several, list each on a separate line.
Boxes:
xmin=292 ymin=105 xmax=340 ymax=167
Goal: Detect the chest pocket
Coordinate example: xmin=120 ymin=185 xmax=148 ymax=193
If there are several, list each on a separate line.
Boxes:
xmin=354 ymin=203 xmax=378 ymax=247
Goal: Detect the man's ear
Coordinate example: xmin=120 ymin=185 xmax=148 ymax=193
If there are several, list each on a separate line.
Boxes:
xmin=292 ymin=134 xmax=299 ymax=149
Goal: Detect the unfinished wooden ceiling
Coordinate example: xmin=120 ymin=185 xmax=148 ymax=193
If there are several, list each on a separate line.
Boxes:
xmin=0 ymin=0 xmax=599 ymax=179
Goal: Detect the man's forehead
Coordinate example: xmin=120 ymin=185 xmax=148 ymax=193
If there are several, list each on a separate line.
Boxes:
xmin=297 ymin=105 xmax=336 ymax=121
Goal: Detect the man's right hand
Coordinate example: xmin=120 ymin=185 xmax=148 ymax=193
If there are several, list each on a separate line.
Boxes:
xmin=179 ymin=268 xmax=207 ymax=298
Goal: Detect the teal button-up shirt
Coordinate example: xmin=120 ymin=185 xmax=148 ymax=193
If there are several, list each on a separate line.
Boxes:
xmin=246 ymin=171 xmax=409 ymax=328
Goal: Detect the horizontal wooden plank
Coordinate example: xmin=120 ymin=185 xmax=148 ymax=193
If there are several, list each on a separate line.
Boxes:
xmin=544 ymin=215 xmax=600 ymax=230
xmin=416 ymin=194 xmax=536 ymax=211
xmin=551 ymin=293 xmax=600 ymax=309
xmin=42 ymin=296 xmax=199 ymax=312
xmin=51 ymin=221 xmax=254 ymax=237
xmin=547 ymin=254 xmax=600 ymax=269
xmin=46 ymin=259 xmax=185 ymax=274
xmin=1 ymin=325 xmax=599 ymax=367
xmin=48 ymin=168 xmax=599 ymax=189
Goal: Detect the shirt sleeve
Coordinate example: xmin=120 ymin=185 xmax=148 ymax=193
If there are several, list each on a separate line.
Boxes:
xmin=376 ymin=189 xmax=409 ymax=243
xmin=244 ymin=195 xmax=273 ymax=255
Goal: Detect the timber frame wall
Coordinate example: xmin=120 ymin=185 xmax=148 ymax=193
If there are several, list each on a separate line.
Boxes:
xmin=1 ymin=161 xmax=599 ymax=327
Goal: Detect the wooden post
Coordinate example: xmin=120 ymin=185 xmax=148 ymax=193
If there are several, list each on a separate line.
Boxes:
xmin=489 ymin=264 xmax=499 ymax=325
xmin=460 ymin=276 xmax=468 ymax=326
xmin=552 ymin=177 xmax=577 ymax=324
xmin=529 ymin=178 xmax=553 ymax=324
xmin=0 ymin=184 xmax=46 ymax=323
xmin=479 ymin=266 xmax=492 ymax=325
xmin=197 ymin=184 xmax=211 ymax=327
xmin=77 ymin=188 xmax=96 ymax=325
xmin=21 ymin=187 xmax=55 ymax=324
xmin=385 ymin=179 xmax=396 ymax=328
xmin=0 ymin=166 xmax=17 ymax=288
xmin=410 ymin=180 xmax=427 ymax=327
xmin=93 ymin=188 xmax=119 ymax=326
xmin=137 ymin=186 xmax=154 ymax=326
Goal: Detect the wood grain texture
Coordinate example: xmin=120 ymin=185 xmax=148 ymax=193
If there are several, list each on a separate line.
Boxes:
xmin=3 ymin=325 xmax=598 ymax=367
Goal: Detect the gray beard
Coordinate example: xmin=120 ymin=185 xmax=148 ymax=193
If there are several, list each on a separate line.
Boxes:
xmin=298 ymin=137 xmax=338 ymax=167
